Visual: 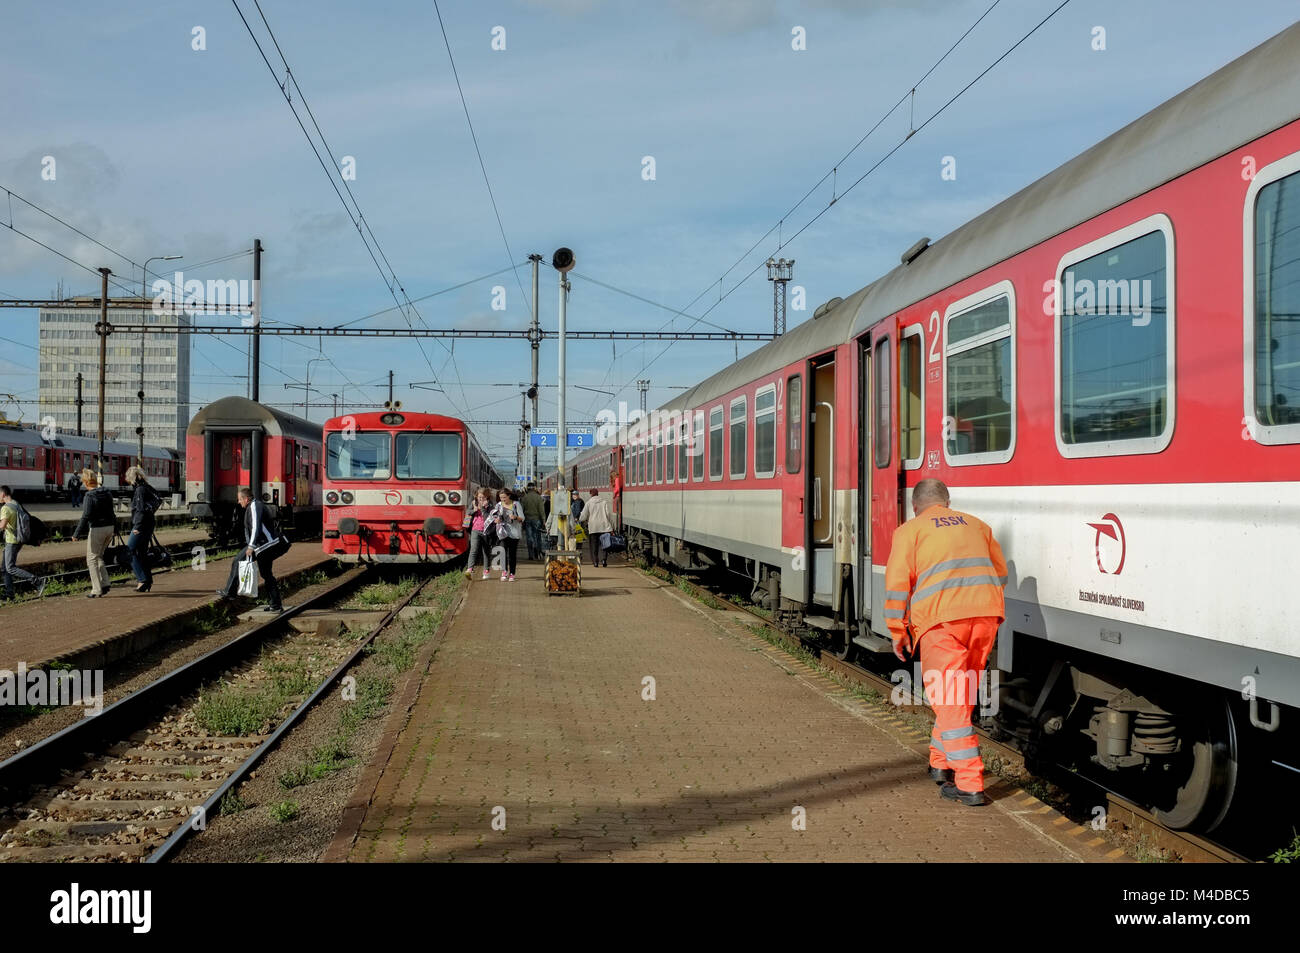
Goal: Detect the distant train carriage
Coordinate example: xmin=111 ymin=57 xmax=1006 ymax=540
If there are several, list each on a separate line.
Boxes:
xmin=322 ymin=410 xmax=500 ymax=563
xmin=0 ymin=423 xmax=179 ymax=499
xmin=186 ymin=396 xmax=322 ymax=543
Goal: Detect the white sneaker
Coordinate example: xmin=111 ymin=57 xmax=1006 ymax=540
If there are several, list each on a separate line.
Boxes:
xmin=508 ymin=573 xmax=515 ymax=582
xmin=499 ymin=572 xmax=507 ymax=582
xmin=481 ymin=570 xmax=489 ymax=580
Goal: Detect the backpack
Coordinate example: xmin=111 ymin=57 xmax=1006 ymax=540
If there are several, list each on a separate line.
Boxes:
xmin=139 ymin=482 xmax=161 ymax=515
xmin=12 ymin=502 xmax=46 ymax=547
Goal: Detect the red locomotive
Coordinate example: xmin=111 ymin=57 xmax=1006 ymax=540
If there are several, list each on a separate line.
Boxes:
xmin=185 ymin=396 xmax=322 ymax=543
xmin=321 ymin=410 xmax=501 ymax=563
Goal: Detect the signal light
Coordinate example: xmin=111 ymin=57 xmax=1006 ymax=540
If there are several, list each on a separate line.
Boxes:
xmin=433 ymin=491 xmax=447 ymax=504
xmin=326 ymin=491 xmax=339 ymax=504
xmin=341 ymin=491 xmax=354 ymax=504
xmin=380 ymin=412 xmax=405 ymax=425
xmin=447 ymin=491 xmax=461 ymax=504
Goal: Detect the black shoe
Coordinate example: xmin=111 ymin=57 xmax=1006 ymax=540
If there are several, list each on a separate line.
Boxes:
xmin=262 ymin=605 xmax=283 ymax=613
xmin=939 ymin=782 xmax=988 ymax=806
xmin=85 ymin=591 xmax=100 ymax=598
xmin=215 ymin=589 xmax=233 ymax=600
xmin=928 ymin=767 xmax=954 ymax=785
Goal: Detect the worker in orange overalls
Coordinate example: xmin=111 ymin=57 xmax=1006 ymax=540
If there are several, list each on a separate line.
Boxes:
xmin=883 ymin=478 xmax=1007 ymax=806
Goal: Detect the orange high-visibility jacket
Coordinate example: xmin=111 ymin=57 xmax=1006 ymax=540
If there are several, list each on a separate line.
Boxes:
xmin=883 ymin=505 xmax=1007 ymax=647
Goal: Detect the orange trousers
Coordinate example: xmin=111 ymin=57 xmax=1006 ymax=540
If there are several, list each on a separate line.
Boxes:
xmin=919 ymin=617 xmax=1000 ymax=792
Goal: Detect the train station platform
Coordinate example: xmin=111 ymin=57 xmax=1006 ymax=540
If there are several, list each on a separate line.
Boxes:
xmin=0 ymin=544 xmax=332 ymax=671
xmin=23 ymin=501 xmax=193 ymax=534
xmin=14 ymin=526 xmax=208 ymax=572
xmin=335 ymin=560 xmax=1107 ymax=863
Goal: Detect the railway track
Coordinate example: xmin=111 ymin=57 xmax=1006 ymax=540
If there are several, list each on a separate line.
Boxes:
xmin=651 ymin=565 xmax=1255 ymax=864
xmin=0 ymin=566 xmax=432 ymax=862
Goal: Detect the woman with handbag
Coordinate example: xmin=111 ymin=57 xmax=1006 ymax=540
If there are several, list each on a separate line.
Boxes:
xmin=70 ymin=468 xmax=116 ymax=598
xmin=464 ymin=488 xmax=494 ymax=580
xmin=486 ymin=488 xmax=524 ymax=582
xmin=125 ymin=465 xmax=160 ymax=593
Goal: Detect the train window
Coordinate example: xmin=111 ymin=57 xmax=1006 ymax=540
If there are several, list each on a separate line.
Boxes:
xmin=943 ymin=280 xmax=1015 ymax=466
xmin=396 ymin=433 xmax=461 ymax=480
xmin=327 ymin=431 xmax=392 ymax=480
xmin=677 ymin=423 xmax=688 ymax=482
xmin=1246 ymin=154 xmax=1300 ymax=444
xmin=692 ymin=411 xmax=704 ymax=481
xmin=73 ymin=453 xmax=81 ymax=471
xmin=656 ymin=441 xmax=664 ymax=484
xmin=729 ymin=396 xmax=747 ymax=479
xmin=900 ymin=327 xmax=925 ymax=468
xmin=1056 ymin=215 xmax=1173 ymax=457
xmin=755 ymin=385 xmax=776 ymax=478
xmin=0 ymin=446 xmax=7 ymax=468
xmin=666 ymin=428 xmax=676 ymax=482
xmin=241 ymin=438 xmax=251 ymax=468
xmin=220 ymin=439 xmax=232 ymax=471
xmin=708 ymin=407 xmax=723 ymax=480
xmin=874 ymin=341 xmax=891 ymax=468
xmin=787 ymin=375 xmax=802 ymax=475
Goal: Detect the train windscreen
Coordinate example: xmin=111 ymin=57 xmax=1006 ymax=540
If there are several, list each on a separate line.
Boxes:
xmin=396 ymin=432 xmax=461 ymax=480
xmin=327 ymin=432 xmax=391 ymax=479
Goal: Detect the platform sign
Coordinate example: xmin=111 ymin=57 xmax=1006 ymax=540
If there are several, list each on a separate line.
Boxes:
xmin=530 ymin=426 xmax=558 ymax=448
xmin=566 ymin=427 xmax=594 ymax=449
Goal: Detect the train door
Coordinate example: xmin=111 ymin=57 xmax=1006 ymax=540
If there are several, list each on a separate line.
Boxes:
xmin=806 ymin=355 xmax=837 ymax=608
xmin=213 ymin=433 xmax=252 ymax=502
xmin=866 ymin=320 xmax=905 ymax=639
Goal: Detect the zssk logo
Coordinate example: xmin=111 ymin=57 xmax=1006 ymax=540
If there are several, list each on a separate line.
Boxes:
xmin=384 ymin=490 xmax=403 ymax=506
xmin=1086 ymin=513 xmax=1126 ymax=575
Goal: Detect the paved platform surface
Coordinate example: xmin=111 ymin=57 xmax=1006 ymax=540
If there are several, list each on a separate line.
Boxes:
xmin=0 ymin=544 xmax=332 ymax=669
xmin=23 ymin=502 xmax=192 ymax=532
xmin=11 ymin=526 xmax=208 ymax=572
xmin=343 ymin=560 xmax=1093 ymax=863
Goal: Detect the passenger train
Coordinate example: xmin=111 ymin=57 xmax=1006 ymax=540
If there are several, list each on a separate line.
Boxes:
xmin=565 ymin=24 xmax=1300 ymax=833
xmin=321 ymin=410 xmax=501 ymax=563
xmin=0 ymin=422 xmax=180 ymax=499
xmin=185 ymin=396 xmax=323 ymax=543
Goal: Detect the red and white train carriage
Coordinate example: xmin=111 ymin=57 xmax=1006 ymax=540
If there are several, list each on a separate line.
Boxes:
xmin=0 ymin=422 xmax=179 ymax=499
xmin=619 ymin=24 xmax=1300 ymax=832
xmin=321 ymin=409 xmax=501 ymax=563
xmin=185 ymin=396 xmax=323 ymax=543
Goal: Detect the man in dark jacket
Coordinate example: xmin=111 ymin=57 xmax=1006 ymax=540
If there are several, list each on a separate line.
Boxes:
xmin=70 ymin=469 xmax=116 ymax=598
xmin=520 ymin=483 xmax=545 ymax=560
xmin=216 ymin=487 xmax=289 ymax=612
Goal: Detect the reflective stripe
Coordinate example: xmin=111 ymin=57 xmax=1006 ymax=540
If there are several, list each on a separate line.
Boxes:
xmin=884 ymin=608 xmax=905 ymax=619
xmin=940 ymin=725 xmax=975 ymax=741
xmin=930 ymin=738 xmax=945 ymax=751
xmin=911 ymin=573 xmax=1003 ymax=606
xmin=945 ymin=746 xmax=980 ymax=761
xmin=996 ymin=575 xmax=1008 ymax=585
xmin=915 ymin=557 xmax=995 ymax=589
xmin=885 ymin=589 xmax=910 ymax=601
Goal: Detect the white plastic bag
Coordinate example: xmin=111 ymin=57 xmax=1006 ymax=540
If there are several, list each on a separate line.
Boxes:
xmin=237 ymin=558 xmax=259 ymax=598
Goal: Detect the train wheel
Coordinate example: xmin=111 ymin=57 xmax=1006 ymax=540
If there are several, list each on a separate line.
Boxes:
xmin=1149 ymin=696 xmax=1239 ymax=832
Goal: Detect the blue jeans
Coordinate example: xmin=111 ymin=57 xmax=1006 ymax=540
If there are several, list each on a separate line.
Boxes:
xmin=3 ymin=542 xmax=37 ymax=599
xmin=127 ymin=529 xmax=152 ymax=584
xmin=467 ymin=529 xmax=492 ymax=571
xmin=524 ymin=519 xmax=544 ymax=558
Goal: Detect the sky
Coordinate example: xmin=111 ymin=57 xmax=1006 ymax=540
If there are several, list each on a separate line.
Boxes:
xmin=2 ymin=0 xmax=1298 ymax=465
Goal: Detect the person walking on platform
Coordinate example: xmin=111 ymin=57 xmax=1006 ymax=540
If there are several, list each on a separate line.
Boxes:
xmin=487 ymin=488 xmax=524 ymax=581
xmin=0 ymin=485 xmax=47 ymax=602
xmin=124 ymin=465 xmax=160 ymax=593
xmin=521 ymin=482 xmax=545 ymax=561
xmin=70 ymin=469 xmax=116 ymax=598
xmin=579 ymin=488 xmax=615 ymax=568
xmin=67 ymin=470 xmax=82 ymax=507
xmin=216 ymin=486 xmax=287 ymax=612
xmin=545 ymin=504 xmax=560 ymax=552
xmin=464 ymin=488 xmax=494 ymax=580
xmin=569 ymin=489 xmax=584 ymax=525
xmin=883 ymin=478 xmax=1007 ymax=807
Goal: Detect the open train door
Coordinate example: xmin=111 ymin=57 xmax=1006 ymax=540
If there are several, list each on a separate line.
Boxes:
xmin=863 ymin=318 xmax=906 ymax=646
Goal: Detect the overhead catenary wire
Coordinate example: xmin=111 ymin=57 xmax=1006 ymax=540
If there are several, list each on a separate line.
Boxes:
xmin=612 ymin=0 xmax=1072 ymax=407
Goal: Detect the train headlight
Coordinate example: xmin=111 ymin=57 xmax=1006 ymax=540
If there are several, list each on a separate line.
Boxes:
xmin=341 ymin=491 xmax=354 ymax=504
xmin=447 ymin=491 xmax=461 ymax=504
xmin=433 ymin=491 xmax=447 ymax=504
xmin=326 ymin=491 xmax=339 ymax=504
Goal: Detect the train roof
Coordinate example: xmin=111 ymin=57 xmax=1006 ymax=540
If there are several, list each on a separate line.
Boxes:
xmin=0 ymin=424 xmax=173 ymax=457
xmin=323 ymin=411 xmax=468 ymax=430
xmin=653 ymin=21 xmax=1300 ymax=417
xmin=188 ymin=396 xmax=320 ymax=444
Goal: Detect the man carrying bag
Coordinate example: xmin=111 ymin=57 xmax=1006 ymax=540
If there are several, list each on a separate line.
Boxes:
xmin=216 ymin=486 xmax=290 ymax=613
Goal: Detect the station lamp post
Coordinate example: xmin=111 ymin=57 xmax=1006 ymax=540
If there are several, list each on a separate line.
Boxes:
xmin=552 ymin=247 xmax=575 ymax=547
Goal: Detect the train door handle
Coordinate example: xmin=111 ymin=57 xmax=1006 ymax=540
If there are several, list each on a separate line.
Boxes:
xmin=797 ymin=497 xmax=803 ymax=514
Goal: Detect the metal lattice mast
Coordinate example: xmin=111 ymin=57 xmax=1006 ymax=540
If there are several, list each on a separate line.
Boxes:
xmin=637 ymin=379 xmax=650 ymax=414
xmin=766 ymin=258 xmax=793 ymax=336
